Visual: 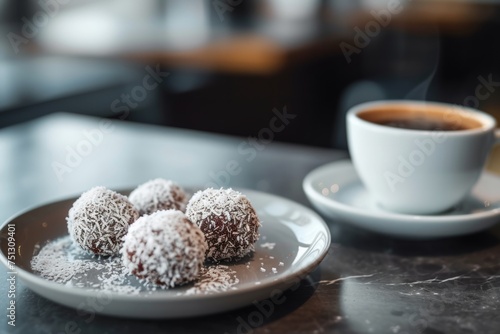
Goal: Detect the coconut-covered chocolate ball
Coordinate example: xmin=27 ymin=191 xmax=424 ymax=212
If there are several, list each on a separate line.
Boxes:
xmin=129 ymin=178 xmax=188 ymax=216
xmin=67 ymin=186 xmax=139 ymax=256
xmin=121 ymin=210 xmax=207 ymax=287
xmin=186 ymin=188 xmax=261 ymax=261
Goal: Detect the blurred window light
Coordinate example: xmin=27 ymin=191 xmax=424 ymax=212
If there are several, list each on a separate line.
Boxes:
xmin=164 ymin=0 xmax=210 ymax=50
xmin=35 ymin=0 xmax=159 ymax=53
xmin=266 ymin=0 xmax=321 ymax=21
xmin=33 ymin=0 xmax=210 ymax=54
xmin=38 ymin=9 xmax=122 ymax=54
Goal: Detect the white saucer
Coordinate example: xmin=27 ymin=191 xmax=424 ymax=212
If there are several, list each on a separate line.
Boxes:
xmin=303 ymin=160 xmax=500 ymax=238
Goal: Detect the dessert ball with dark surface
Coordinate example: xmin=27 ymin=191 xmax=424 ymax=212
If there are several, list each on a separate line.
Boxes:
xmin=186 ymin=188 xmax=261 ymax=261
xmin=129 ymin=178 xmax=188 ymax=216
xmin=121 ymin=210 xmax=207 ymax=287
xmin=67 ymin=186 xmax=139 ymax=256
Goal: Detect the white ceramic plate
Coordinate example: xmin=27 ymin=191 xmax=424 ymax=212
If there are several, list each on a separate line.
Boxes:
xmin=0 ymin=189 xmax=330 ymax=319
xmin=303 ymin=160 xmax=500 ymax=238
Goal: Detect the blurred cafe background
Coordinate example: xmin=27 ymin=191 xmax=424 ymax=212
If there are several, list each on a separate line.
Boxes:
xmin=1 ymin=0 xmax=500 ymax=150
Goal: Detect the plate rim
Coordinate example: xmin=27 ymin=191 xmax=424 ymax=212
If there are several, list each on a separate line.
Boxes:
xmin=0 ymin=188 xmax=331 ymax=304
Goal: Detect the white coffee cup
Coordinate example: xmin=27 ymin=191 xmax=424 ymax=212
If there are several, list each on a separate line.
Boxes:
xmin=347 ymin=100 xmax=499 ymax=215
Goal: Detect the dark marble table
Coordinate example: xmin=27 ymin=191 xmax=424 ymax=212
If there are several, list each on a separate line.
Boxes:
xmin=1 ymin=113 xmax=499 ymax=334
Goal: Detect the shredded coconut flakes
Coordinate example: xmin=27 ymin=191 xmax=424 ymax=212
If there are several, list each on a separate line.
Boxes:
xmin=31 ymin=236 xmax=240 ymax=295
xmin=186 ymin=188 xmax=261 ymax=261
xmin=129 ymin=179 xmax=188 ymax=216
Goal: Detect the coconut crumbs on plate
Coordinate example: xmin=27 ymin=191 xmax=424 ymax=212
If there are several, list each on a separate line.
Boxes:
xmin=30 ymin=236 xmax=242 ymax=296
xmin=260 ymin=242 xmax=276 ymax=250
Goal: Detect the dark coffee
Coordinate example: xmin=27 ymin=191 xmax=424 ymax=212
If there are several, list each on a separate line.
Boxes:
xmin=357 ymin=104 xmax=483 ymax=131
xmin=376 ymin=118 xmax=469 ymax=131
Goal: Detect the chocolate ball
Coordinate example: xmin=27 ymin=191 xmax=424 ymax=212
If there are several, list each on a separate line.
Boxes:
xmin=67 ymin=186 xmax=139 ymax=256
xmin=129 ymin=179 xmax=188 ymax=216
xmin=121 ymin=210 xmax=207 ymax=287
xmin=186 ymin=188 xmax=261 ymax=261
